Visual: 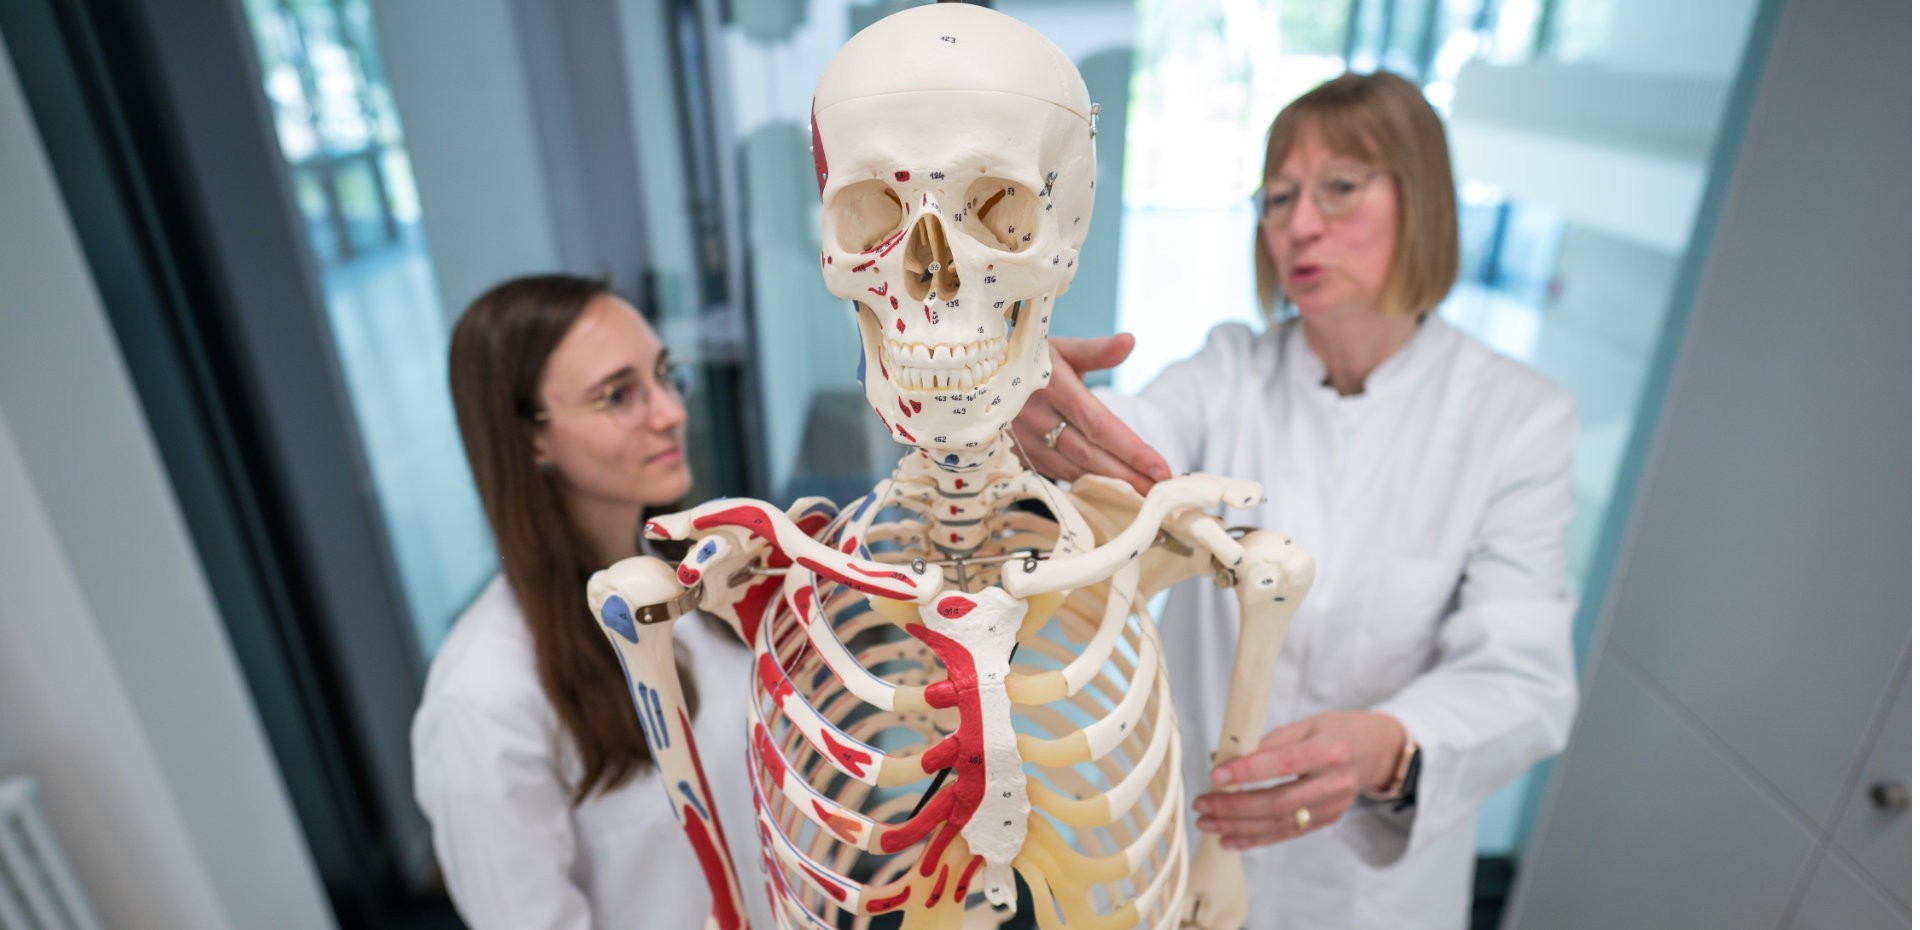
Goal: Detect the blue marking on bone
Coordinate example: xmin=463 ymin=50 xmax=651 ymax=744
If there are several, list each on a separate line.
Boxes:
xmin=697 ymin=538 xmax=718 ymax=564
xmin=848 ymin=492 xmax=877 ymax=524
xmin=631 ymin=683 xmax=661 ymax=750
xmin=601 ymin=596 xmax=639 ymax=644
xmin=678 ymin=780 xmax=711 ymax=821
xmin=943 ymin=453 xmax=960 ymax=466
xmin=647 ymin=685 xmax=669 ymax=746
xmin=799 ymin=500 xmax=840 ymax=523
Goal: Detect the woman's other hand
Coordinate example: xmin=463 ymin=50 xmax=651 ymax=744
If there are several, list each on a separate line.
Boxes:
xmin=1192 ymin=711 xmax=1408 ymax=849
xmin=1012 ymin=335 xmax=1172 ymax=494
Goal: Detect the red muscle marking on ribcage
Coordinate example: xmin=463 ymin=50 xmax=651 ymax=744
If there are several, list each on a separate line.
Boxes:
xmin=926 ymin=863 xmax=950 ymax=908
xmin=818 ymin=727 xmax=875 ymax=779
xmin=758 ymin=651 xmax=796 ymax=705
xmin=867 ymin=887 xmax=912 ymax=913
xmin=812 ymin=798 xmax=863 ymax=843
xmin=955 ymin=856 xmax=984 ymax=902
xmin=801 ymin=863 xmax=849 ymax=902
xmin=754 ymin=721 xmax=787 ymax=786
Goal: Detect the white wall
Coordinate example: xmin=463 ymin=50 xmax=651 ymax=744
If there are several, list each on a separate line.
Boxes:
xmin=1507 ymin=0 xmax=1909 ymax=924
xmin=372 ymin=0 xmax=564 ymax=319
xmin=0 ymin=36 xmax=334 ymax=930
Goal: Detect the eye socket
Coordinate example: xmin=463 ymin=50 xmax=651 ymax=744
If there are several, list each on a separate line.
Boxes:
xmin=962 ymin=178 xmax=1041 ymax=252
xmin=828 ymin=180 xmax=906 ymax=254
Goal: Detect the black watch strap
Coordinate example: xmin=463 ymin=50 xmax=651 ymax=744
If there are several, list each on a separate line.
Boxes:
xmin=1391 ymin=746 xmax=1422 ymax=813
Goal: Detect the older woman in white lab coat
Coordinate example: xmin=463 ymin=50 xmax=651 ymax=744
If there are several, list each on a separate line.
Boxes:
xmin=413 ymin=275 xmax=771 ymax=930
xmin=1015 ymin=72 xmax=1580 ymax=929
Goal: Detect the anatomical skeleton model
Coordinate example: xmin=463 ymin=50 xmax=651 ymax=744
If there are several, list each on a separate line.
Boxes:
xmin=585 ymin=6 xmax=1314 ymax=929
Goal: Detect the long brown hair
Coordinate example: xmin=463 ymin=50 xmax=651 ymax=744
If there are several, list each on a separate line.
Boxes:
xmin=448 ymin=273 xmax=697 ymax=804
xmin=1253 ymin=71 xmax=1460 ymax=318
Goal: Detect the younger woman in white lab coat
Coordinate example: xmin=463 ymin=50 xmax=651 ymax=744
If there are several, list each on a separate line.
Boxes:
xmin=1015 ymin=73 xmax=1580 ymax=929
xmin=414 ymin=275 xmax=770 ymax=929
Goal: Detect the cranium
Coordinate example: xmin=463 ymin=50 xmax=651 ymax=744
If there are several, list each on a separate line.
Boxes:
xmin=812 ymin=3 xmax=1096 ymax=472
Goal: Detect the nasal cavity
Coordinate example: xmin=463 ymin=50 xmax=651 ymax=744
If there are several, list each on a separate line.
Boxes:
xmin=904 ymin=213 xmax=961 ymax=304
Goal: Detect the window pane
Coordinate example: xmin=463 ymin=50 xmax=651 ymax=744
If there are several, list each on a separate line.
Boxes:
xmin=238 ymin=0 xmax=491 ymax=658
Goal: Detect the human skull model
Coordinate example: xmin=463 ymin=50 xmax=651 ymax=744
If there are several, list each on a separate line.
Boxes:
xmin=813 ymin=3 xmax=1097 ymax=471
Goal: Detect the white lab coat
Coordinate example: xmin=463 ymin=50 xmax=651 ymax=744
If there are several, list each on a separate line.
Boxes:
xmin=1100 ymin=316 xmax=1579 ymax=929
xmin=412 ymin=575 xmax=774 ymax=930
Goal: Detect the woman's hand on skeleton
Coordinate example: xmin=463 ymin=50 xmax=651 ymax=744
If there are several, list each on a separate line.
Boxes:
xmin=1012 ymin=335 xmax=1172 ymax=495
xmin=1192 ymin=711 xmax=1408 ymax=849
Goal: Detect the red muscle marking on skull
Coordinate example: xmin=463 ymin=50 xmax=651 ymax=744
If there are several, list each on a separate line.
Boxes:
xmin=867 ymin=886 xmax=912 ymax=913
xmin=898 ymin=398 xmax=914 ymax=419
xmin=890 ymin=295 xmax=899 ymax=310
xmin=895 ymin=170 xmax=911 ymax=181
xmin=955 ymin=856 xmax=984 ymax=902
xmin=812 ymin=798 xmax=864 ymax=844
xmin=895 ymin=424 xmax=917 ymax=442
xmin=926 ymin=863 xmax=949 ymax=908
xmin=878 ymin=354 xmax=890 ymax=380
xmin=810 ymin=102 xmax=829 ymax=196
xmin=924 ymin=305 xmax=934 ymax=324
xmin=866 ymin=228 xmax=908 ymax=257
xmin=910 ymin=399 xmax=922 ymax=412
xmin=679 ymin=708 xmax=743 ymax=929
xmin=852 ymin=259 xmax=877 ymax=273
xmin=895 ymin=317 xmax=906 ymax=334
xmin=869 ymin=281 xmax=889 ymax=297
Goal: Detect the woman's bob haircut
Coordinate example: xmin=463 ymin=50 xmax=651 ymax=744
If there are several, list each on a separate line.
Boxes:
xmin=1253 ymin=71 xmax=1459 ymax=319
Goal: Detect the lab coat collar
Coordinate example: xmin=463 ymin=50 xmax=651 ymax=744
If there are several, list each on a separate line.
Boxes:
xmin=1282 ymin=313 xmax=1450 ymax=402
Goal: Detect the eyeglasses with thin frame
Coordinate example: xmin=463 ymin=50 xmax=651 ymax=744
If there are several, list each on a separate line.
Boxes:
xmin=1254 ymin=166 xmax=1382 ymax=228
xmin=532 ymin=360 xmax=693 ymax=426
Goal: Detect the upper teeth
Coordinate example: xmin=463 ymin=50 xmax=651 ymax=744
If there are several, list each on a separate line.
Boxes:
xmin=884 ymin=336 xmax=1009 ymax=393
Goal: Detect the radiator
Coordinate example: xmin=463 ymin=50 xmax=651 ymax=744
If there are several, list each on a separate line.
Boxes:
xmin=0 ymin=778 xmax=101 ymax=930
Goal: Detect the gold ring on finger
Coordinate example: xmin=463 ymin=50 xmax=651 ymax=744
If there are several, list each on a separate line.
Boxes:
xmin=1043 ymin=419 xmax=1071 ymax=450
xmin=1293 ymin=807 xmax=1311 ymax=832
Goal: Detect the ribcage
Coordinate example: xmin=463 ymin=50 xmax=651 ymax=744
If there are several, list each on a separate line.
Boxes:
xmin=745 ymin=486 xmax=1191 ymax=930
